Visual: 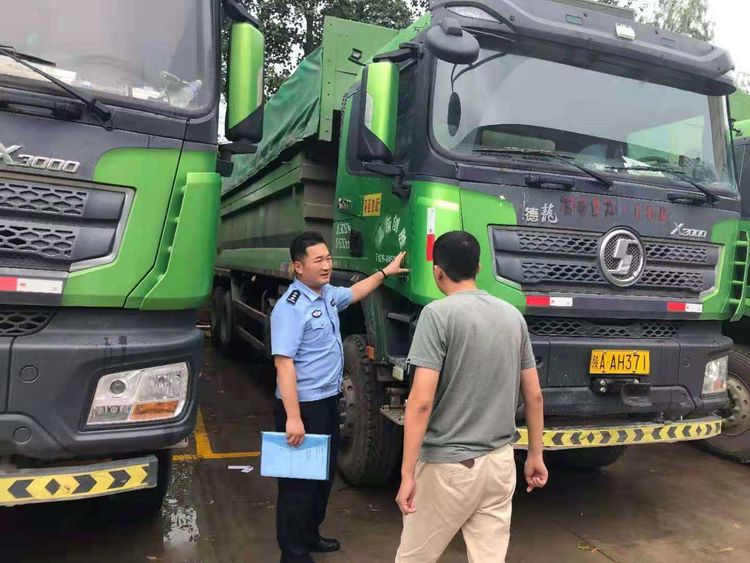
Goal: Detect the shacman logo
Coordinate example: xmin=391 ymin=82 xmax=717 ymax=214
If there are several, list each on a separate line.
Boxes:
xmin=599 ymin=229 xmax=646 ymax=288
xmin=671 ymin=222 xmax=708 ymax=239
xmin=0 ymin=142 xmax=81 ymax=174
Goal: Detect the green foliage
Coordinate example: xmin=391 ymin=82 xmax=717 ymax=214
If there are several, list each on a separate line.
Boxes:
xmin=651 ymin=0 xmax=714 ymax=41
xmin=601 ymin=0 xmax=714 ymax=41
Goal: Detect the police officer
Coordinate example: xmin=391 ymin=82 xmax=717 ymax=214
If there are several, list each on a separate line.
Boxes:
xmin=271 ymin=231 xmax=408 ymax=563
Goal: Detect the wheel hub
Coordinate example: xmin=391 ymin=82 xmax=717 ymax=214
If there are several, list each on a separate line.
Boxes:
xmin=721 ymin=373 xmax=750 ymax=436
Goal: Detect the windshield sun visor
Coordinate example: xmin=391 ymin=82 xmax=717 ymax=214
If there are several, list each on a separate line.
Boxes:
xmin=431 ymin=0 xmax=736 ymax=96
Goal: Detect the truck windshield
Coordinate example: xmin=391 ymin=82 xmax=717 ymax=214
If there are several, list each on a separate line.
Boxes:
xmin=0 ymin=0 xmax=215 ymax=115
xmin=432 ymin=48 xmax=737 ymax=194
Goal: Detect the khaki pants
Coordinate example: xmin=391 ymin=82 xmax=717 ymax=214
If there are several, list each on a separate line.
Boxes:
xmin=395 ymin=445 xmax=516 ymax=563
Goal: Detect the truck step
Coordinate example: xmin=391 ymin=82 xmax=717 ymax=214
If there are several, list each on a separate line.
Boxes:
xmin=380 ymin=405 xmax=405 ymax=425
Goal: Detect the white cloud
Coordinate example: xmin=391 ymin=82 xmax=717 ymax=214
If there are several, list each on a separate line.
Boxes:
xmin=709 ymin=0 xmax=750 ymax=75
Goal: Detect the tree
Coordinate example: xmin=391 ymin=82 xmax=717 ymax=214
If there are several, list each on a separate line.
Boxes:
xmin=600 ymin=0 xmax=714 ymax=41
xmin=651 ymin=0 xmax=713 ymax=41
xmin=225 ymin=0 xmax=417 ymax=94
xmin=737 ymin=72 xmax=750 ymax=94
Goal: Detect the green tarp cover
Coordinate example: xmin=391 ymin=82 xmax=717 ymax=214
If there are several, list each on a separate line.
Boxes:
xmin=224 ymin=48 xmax=324 ymax=194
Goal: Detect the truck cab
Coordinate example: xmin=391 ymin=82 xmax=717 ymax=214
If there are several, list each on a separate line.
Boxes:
xmin=0 ymin=0 xmax=263 ymax=510
xmin=215 ymin=0 xmax=741 ymax=484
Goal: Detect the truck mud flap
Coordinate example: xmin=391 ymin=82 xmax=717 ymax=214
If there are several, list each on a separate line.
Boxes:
xmin=513 ymin=417 xmax=723 ymax=450
xmin=0 ymin=455 xmax=157 ymax=506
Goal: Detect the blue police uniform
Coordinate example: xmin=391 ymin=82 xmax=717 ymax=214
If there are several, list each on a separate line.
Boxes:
xmin=270 ymin=278 xmax=353 ymax=563
xmin=271 ymin=279 xmax=353 ymax=400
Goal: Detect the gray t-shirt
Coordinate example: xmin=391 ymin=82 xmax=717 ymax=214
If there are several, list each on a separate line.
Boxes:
xmin=407 ymin=290 xmax=536 ymax=463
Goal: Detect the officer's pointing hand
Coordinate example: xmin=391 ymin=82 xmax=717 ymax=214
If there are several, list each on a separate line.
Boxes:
xmin=286 ymin=417 xmax=306 ymax=447
xmin=383 ymin=251 xmax=409 ymax=277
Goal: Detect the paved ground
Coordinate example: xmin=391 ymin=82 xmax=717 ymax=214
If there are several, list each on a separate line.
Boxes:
xmin=1 ymin=340 xmax=749 ymax=563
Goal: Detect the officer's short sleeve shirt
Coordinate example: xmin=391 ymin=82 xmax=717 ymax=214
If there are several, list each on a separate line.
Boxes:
xmin=271 ymin=279 xmax=353 ymax=402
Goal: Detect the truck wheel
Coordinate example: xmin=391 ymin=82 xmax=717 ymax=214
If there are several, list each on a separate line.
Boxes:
xmin=96 ymin=451 xmax=172 ymax=519
xmin=210 ymin=287 xmax=225 ymax=348
xmin=211 ymin=287 xmax=241 ymax=356
xmin=337 ymin=335 xmax=401 ymax=486
xmin=552 ymin=446 xmax=626 ymax=469
xmin=701 ymin=346 xmax=750 ymax=463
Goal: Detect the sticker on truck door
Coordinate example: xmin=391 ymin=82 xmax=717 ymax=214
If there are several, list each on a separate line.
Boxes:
xmin=426 ymin=207 xmax=436 ymax=261
xmin=363 ymin=193 xmax=382 ymax=217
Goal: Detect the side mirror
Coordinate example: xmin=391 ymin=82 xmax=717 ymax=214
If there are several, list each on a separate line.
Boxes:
xmin=356 ymin=62 xmax=399 ymax=164
xmin=225 ymin=18 xmax=265 ymax=148
xmin=426 ymin=18 xmax=480 ymax=65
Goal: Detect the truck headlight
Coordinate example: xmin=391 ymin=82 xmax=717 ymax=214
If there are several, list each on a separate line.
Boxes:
xmin=87 ymin=363 xmax=189 ymax=426
xmin=703 ymin=356 xmax=728 ymax=395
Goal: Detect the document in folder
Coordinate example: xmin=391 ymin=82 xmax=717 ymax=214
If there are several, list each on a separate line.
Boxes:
xmin=260 ymin=432 xmax=331 ymax=481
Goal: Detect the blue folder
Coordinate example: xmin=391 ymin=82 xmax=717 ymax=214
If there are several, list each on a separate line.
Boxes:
xmin=260 ymin=432 xmax=331 ymax=481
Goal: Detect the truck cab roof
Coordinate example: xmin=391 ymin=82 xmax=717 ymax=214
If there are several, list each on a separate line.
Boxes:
xmin=433 ymin=0 xmax=735 ymax=95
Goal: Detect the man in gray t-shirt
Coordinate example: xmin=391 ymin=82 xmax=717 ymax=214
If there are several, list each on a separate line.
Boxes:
xmin=395 ymin=231 xmax=548 ymax=563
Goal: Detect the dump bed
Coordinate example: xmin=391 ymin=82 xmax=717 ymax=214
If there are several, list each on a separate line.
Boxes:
xmin=223 ymin=17 xmax=399 ymax=194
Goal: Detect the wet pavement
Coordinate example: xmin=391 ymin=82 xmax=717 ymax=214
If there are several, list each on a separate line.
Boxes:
xmin=1 ymin=339 xmax=749 ymax=563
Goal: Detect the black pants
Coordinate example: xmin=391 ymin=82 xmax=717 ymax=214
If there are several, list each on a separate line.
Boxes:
xmin=275 ymin=395 xmax=341 ymax=562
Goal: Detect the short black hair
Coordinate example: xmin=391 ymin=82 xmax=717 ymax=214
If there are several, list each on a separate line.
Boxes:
xmin=433 ymin=231 xmax=480 ymax=282
xmin=290 ymin=231 xmax=327 ymax=262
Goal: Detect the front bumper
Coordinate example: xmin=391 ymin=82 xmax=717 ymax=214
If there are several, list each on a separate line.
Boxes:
xmin=380 ymin=406 xmax=723 ymax=449
xmin=0 ymin=455 xmax=157 ymax=506
xmin=513 ymin=416 xmax=723 ymax=450
xmin=526 ymin=320 xmax=732 ymax=419
xmin=0 ymin=308 xmax=202 ymax=460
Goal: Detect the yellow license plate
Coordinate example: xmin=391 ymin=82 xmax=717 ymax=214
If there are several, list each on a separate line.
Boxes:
xmin=590 ymin=350 xmax=650 ymax=375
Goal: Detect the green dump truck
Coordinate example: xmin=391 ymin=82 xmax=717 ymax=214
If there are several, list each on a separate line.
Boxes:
xmin=705 ymin=91 xmax=750 ymax=461
xmin=215 ymin=0 xmax=744 ymax=484
xmin=0 ymin=1 xmax=263 ymax=510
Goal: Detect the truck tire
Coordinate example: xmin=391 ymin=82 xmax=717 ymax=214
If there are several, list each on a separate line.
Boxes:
xmin=337 ymin=335 xmax=401 ymax=486
xmin=211 ymin=287 xmax=241 ymax=356
xmin=552 ymin=446 xmax=626 ymax=469
xmin=700 ymin=346 xmax=750 ymax=463
xmin=96 ymin=450 xmax=172 ymax=519
xmin=210 ymin=286 xmax=225 ymax=348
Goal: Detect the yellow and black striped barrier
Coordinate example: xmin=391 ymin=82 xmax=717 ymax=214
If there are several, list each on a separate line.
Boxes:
xmin=0 ymin=455 xmax=157 ymax=506
xmin=514 ymin=416 xmax=722 ymax=450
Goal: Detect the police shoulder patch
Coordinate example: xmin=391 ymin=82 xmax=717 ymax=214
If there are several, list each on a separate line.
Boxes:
xmin=287 ymin=290 xmax=301 ymax=305
xmin=312 ymin=310 xmax=322 ymax=318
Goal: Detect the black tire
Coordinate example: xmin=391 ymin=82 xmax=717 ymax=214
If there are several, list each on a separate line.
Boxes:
xmin=551 ymin=446 xmax=626 ymax=469
xmin=337 ymin=335 xmax=401 ymax=486
xmin=700 ymin=346 xmax=750 ymax=463
xmin=96 ymin=451 xmax=172 ymax=519
xmin=212 ymin=286 xmax=242 ymax=356
xmin=210 ymin=286 xmax=225 ymax=348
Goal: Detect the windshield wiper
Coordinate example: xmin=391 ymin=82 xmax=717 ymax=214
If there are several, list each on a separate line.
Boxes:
xmin=472 ymin=148 xmax=614 ymax=191
xmin=0 ymin=46 xmax=56 ymax=67
xmin=606 ymin=165 xmax=718 ymax=204
xmin=0 ymin=44 xmax=112 ymax=126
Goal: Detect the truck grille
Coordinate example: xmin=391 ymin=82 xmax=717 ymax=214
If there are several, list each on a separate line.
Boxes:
xmin=0 ymin=222 xmax=76 ymax=258
xmin=0 ymin=182 xmax=87 ymax=216
xmin=0 ymin=308 xmax=55 ymax=337
xmin=527 ymin=317 xmax=681 ymax=339
xmin=0 ymin=177 xmax=128 ymax=272
xmin=493 ymin=227 xmax=719 ymax=298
